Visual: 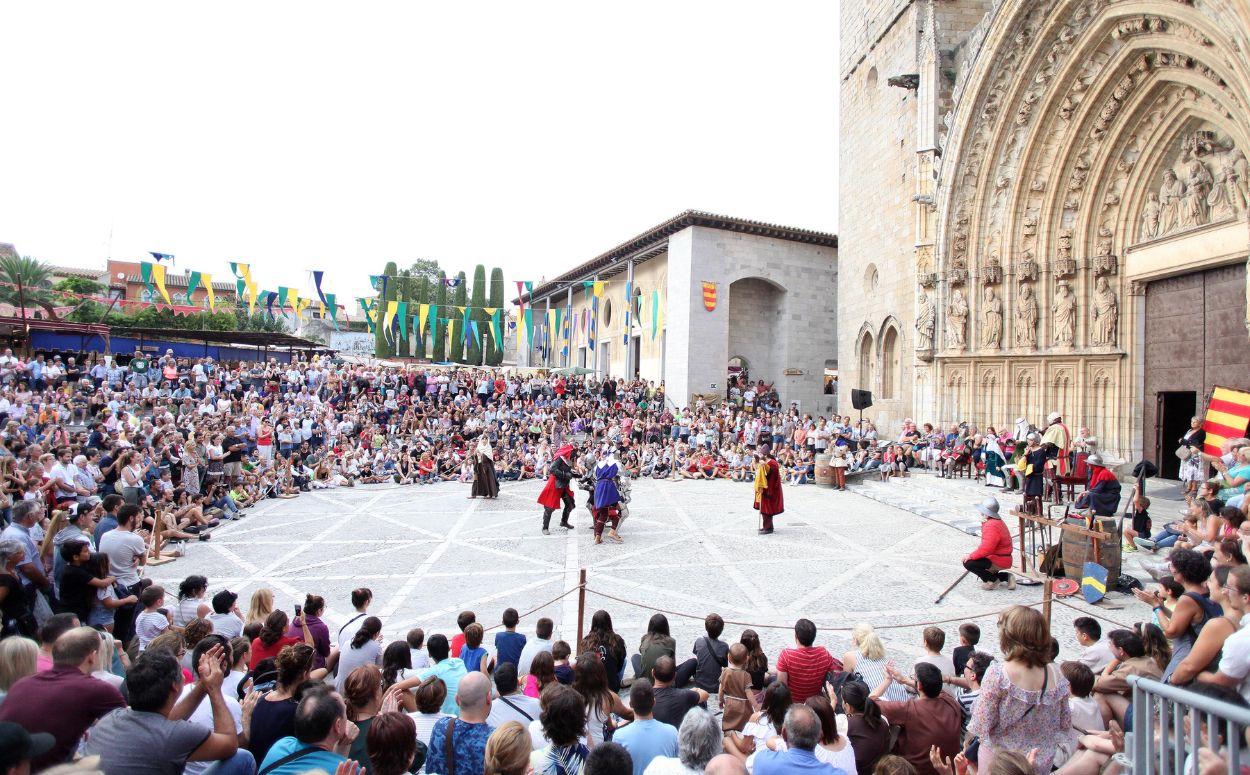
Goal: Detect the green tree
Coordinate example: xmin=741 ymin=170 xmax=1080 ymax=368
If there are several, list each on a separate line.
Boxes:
xmin=54 ymin=277 xmax=109 ymax=323
xmin=413 ymin=278 xmax=431 ymax=360
xmin=487 ymin=267 xmax=505 ymax=365
xmin=466 ymin=265 xmax=486 ymax=364
xmin=395 ymin=269 xmax=413 ymax=357
xmin=405 ymin=258 xmax=443 ymax=285
xmin=374 ymin=262 xmax=398 ymax=358
xmin=432 ymin=274 xmax=448 ymax=362
xmin=0 ymin=256 xmax=60 ymax=319
xmin=448 ymin=271 xmax=467 ymax=362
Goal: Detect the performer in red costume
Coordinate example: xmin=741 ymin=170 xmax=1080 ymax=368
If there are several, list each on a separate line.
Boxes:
xmin=753 ymin=443 xmax=784 ymax=535
xmin=537 ymin=444 xmax=577 ymax=535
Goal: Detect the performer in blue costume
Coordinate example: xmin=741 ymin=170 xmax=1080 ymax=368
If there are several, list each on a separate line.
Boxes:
xmin=593 ymin=447 xmax=624 ymax=545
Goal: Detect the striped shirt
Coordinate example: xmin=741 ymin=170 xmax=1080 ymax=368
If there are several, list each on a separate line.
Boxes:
xmin=776 ymin=646 xmax=837 ymax=703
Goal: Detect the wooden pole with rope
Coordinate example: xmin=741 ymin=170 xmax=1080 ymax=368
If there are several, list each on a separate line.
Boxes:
xmin=576 ymin=568 xmax=587 ymax=647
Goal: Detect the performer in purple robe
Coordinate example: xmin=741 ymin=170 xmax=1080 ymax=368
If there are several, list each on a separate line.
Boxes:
xmin=593 ymin=448 xmax=623 ymax=544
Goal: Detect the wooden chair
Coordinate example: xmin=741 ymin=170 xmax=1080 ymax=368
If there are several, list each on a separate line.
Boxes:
xmin=1051 ymin=452 xmax=1091 ymax=505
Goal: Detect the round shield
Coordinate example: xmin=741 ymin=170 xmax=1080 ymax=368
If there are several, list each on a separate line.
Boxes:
xmin=1052 ymin=578 xmax=1081 ymax=597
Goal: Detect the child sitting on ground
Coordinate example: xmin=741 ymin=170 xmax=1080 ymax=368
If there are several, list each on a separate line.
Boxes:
xmin=1122 ymin=484 xmax=1151 ymax=552
xmin=552 ymin=640 xmax=574 ymax=684
xmin=1054 ymin=661 xmax=1105 ymax=768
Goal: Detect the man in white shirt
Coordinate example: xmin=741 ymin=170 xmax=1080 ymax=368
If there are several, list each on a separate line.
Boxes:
xmin=516 ymin=618 xmax=555 ymax=675
xmin=177 ymin=635 xmax=245 ymax=775
xmin=1074 ymin=617 xmax=1115 ymax=673
xmin=486 ymin=664 xmax=541 ymax=727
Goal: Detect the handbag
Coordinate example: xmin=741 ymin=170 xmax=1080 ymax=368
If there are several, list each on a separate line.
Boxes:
xmin=1176 ymin=445 xmax=1192 ymax=461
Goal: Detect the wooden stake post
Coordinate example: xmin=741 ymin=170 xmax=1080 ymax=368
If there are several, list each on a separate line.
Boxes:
xmin=146 ymin=511 xmax=179 ymax=566
xmin=1012 ymin=508 xmax=1114 ymax=629
xmin=576 ymin=568 xmax=586 ymax=646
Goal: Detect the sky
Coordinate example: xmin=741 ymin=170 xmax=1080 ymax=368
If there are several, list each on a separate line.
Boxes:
xmin=0 ymin=2 xmax=839 ymax=303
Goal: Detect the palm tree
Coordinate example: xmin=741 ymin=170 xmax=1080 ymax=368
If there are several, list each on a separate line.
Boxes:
xmin=0 ymin=256 xmax=60 ymax=319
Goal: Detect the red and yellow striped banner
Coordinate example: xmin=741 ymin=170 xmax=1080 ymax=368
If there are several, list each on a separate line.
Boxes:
xmin=1204 ymin=386 xmax=1250 ymax=456
xmin=702 ymin=281 xmax=717 ymax=312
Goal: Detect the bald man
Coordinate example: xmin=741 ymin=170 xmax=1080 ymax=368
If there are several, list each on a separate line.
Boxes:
xmin=425 ymin=671 xmax=494 ymax=775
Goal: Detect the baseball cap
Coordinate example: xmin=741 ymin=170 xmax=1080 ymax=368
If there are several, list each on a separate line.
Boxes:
xmin=0 ymin=722 xmax=55 ymax=770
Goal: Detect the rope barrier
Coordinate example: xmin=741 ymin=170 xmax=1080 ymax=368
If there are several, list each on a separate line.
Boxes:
xmin=481 ymin=583 xmax=584 ymax=633
xmin=1052 ymin=595 xmax=1140 ymax=630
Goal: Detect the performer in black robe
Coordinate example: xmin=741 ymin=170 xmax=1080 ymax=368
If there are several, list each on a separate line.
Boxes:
xmin=470 ymin=438 xmax=499 ymax=499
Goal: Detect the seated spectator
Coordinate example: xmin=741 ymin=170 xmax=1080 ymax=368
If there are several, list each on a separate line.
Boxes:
xmin=687 ymin=614 xmax=729 ymax=693
xmin=489 ymin=662 xmax=542 ymax=727
xmin=724 ymin=682 xmax=791 ymax=764
xmin=486 ymin=720 xmax=534 ymax=775
xmin=336 ymin=616 xmax=384 ymax=692
xmin=876 ymin=663 xmax=961 ymax=775
xmin=258 ymin=684 xmax=363 ymax=774
xmin=495 ymin=608 xmax=527 ymax=668
xmin=529 ymin=683 xmax=589 ymax=775
xmin=586 ymin=743 xmax=634 ymax=775
xmin=0 ymin=626 xmax=124 ymax=770
xmin=35 ymin=613 xmax=81 ymax=672
xmin=636 ymin=614 xmax=676 ymax=684
xmin=0 ymin=636 xmax=39 ymax=703
xmin=752 ymin=704 xmax=843 ymax=775
xmin=1072 ymin=617 xmax=1114 ymax=673
xmin=615 ymin=679 xmax=678 ymax=775
xmin=367 ymin=711 xmax=420 ymax=775
xmin=423 ymin=671 xmax=496 ymax=775
xmin=83 ymin=644 xmax=250 ymax=774
xmin=524 ymin=651 xmax=558 ymax=699
xmin=207 ymin=590 xmax=244 ymax=640
xmin=396 ymin=634 xmax=467 ymax=716
xmin=841 ymin=624 xmax=908 ymax=702
xmin=951 ymin=623 xmax=979 ymax=677
xmin=517 ymin=616 xmax=554 ymax=675
xmin=839 ymin=681 xmax=889 ymax=774
xmin=0 ymin=721 xmax=55 ymax=775
xmin=247 ymin=643 xmax=315 ymax=764
xmin=1170 ymin=564 xmax=1242 ymax=685
xmin=250 ymin=609 xmax=314 ymax=670
xmin=651 ymin=656 xmax=707 ymax=729
xmin=408 ymin=677 xmax=451 ymax=752
xmin=1092 ymin=629 xmax=1163 ymax=726
xmin=642 ymin=707 xmax=722 ymax=775
xmin=777 ymin=619 xmax=838 ymax=704
xmin=575 ymin=652 xmax=634 ymax=746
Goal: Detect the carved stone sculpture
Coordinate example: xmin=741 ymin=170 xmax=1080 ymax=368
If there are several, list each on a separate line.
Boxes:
xmin=1022 ymin=214 xmax=1038 ymax=237
xmin=1092 ymin=276 xmax=1119 ymax=346
xmin=981 ymin=286 xmax=1003 ymax=349
xmin=1159 ymin=169 xmax=1184 ymax=233
xmin=1052 ymin=282 xmax=1077 ymax=346
xmin=1018 ymin=251 xmax=1040 ymax=283
xmin=916 ymin=291 xmax=936 ymax=351
xmin=1095 ymin=224 xmax=1114 ymax=256
xmin=1140 ymin=192 xmax=1162 ymax=240
xmin=1209 ymin=150 xmax=1247 ymax=220
xmin=948 ymin=288 xmax=969 ymax=348
xmin=1181 ymin=158 xmax=1214 ymax=228
xmin=1015 ymin=283 xmax=1039 ymax=348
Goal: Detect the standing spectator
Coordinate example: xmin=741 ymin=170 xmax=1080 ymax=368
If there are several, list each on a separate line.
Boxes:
xmin=98 ymin=503 xmax=149 ymax=644
xmin=425 ymin=672 xmax=495 ymax=775
xmin=968 ymin=605 xmax=1073 ymax=773
xmin=0 ymin=627 xmax=125 ymax=770
xmin=777 ymin=619 xmax=838 ymax=704
xmin=615 ymin=680 xmax=679 ymax=775
xmin=0 ymin=501 xmax=50 ymax=606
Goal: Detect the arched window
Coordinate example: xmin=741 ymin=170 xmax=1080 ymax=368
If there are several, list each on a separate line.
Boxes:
xmin=880 ymin=327 xmax=898 ymax=399
xmin=858 ymin=333 xmax=875 ymax=394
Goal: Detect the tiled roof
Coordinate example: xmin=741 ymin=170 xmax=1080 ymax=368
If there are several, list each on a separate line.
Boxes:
xmin=50 ymin=265 xmax=107 ymax=280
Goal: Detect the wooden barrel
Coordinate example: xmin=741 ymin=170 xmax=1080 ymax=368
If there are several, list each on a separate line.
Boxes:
xmin=1061 ymin=517 xmax=1122 ymax=580
xmin=814 ymin=454 xmax=835 ymax=487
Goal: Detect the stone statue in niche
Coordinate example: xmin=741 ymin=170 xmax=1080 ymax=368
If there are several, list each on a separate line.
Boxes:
xmin=1057 ymin=229 xmax=1073 ymax=260
xmin=1140 ymin=192 xmax=1162 ymax=240
xmin=916 ymin=291 xmax=936 ymax=351
xmin=948 ymin=288 xmax=969 ymax=348
xmin=1233 ymin=151 xmax=1249 ymax=210
xmin=1181 ymin=157 xmax=1214 ymax=228
xmin=1209 ymin=150 xmax=1248 ymax=219
xmin=982 ymin=286 xmax=1003 ymax=349
xmin=1052 ymin=282 xmax=1077 ymax=346
xmin=1018 ymin=251 xmax=1040 ymax=283
xmin=1159 ymin=168 xmax=1185 ymax=233
xmin=1096 ymin=225 xmax=1114 ymax=256
xmin=1092 ymin=276 xmax=1119 ymax=346
xmin=1015 ymin=283 xmax=1039 ymax=348
xmin=1022 ymin=214 xmax=1038 ymax=237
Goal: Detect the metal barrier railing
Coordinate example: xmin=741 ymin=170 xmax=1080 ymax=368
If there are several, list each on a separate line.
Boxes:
xmin=1130 ymin=675 xmax=1250 ymax=774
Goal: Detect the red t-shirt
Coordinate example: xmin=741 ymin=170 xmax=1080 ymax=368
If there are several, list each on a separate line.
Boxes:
xmin=776 ymin=646 xmax=839 ymax=703
xmin=451 ymin=633 xmax=467 ymax=658
xmin=249 ymin=635 xmax=302 ymax=669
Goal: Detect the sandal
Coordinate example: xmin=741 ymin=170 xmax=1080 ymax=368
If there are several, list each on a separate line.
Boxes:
xmin=198 ymin=533 xmax=212 ymax=541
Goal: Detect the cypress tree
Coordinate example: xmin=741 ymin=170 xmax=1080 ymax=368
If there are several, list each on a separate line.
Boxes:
xmin=487 ymin=268 xmax=504 ymax=365
xmin=373 ymin=261 xmax=397 ymax=357
xmin=449 ymin=271 xmax=468 ymax=362
xmin=467 ymin=265 xmax=486 ymax=364
xmin=433 ymin=275 xmax=448 ymax=362
xmin=413 ymin=278 xmax=430 ymax=360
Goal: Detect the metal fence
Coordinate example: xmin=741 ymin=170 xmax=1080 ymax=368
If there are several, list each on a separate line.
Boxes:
xmin=1130 ymin=675 xmax=1250 ymax=774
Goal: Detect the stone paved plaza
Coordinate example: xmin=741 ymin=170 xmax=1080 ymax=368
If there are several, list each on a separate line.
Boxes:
xmin=150 ymin=474 xmax=1150 ymax=666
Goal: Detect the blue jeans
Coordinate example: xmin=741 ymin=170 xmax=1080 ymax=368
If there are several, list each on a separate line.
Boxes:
xmin=214 ymin=496 xmax=239 ymax=517
xmin=202 ymin=749 xmax=255 ymax=775
xmin=1150 ymin=526 xmax=1182 ymax=548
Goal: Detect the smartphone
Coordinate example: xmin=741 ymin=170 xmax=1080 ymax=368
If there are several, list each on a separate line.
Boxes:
xmin=294 ymin=603 xmax=302 ymax=617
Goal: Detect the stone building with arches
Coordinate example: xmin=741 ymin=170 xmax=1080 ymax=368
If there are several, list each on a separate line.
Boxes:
xmin=839 ymin=0 xmax=1250 ymax=465
xmin=518 ymin=211 xmax=838 ymax=415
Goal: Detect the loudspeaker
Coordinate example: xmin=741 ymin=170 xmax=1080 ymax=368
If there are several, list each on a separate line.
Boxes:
xmin=851 ymin=389 xmax=873 ymax=411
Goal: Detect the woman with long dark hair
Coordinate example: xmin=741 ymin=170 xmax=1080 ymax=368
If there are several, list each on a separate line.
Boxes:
xmin=636 ymin=613 xmax=675 ymax=684
xmin=247 ymin=643 xmax=315 ymax=764
xmin=577 ymin=609 xmax=627 ymax=692
xmin=725 ymin=681 xmax=790 ymax=763
xmin=248 ymin=609 xmax=313 ymax=669
xmin=572 ymin=653 xmax=633 ymax=747
xmin=839 ymin=680 xmax=889 ymax=774
xmin=336 ymin=615 xmax=383 ymax=692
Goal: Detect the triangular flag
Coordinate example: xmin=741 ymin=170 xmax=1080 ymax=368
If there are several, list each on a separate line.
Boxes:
xmin=490 ymin=309 xmax=502 ymax=349
xmin=623 ymin=281 xmax=632 ymax=345
xmin=583 ymin=281 xmax=593 ymax=301
xmin=151 ymin=264 xmax=171 ymax=305
xmin=324 ymin=293 xmax=337 ymax=328
xmin=418 ymin=304 xmax=430 ymax=338
xmin=312 ymin=271 xmax=327 ymax=305
xmin=359 ymin=298 xmax=376 ymax=333
xmin=593 ymin=281 xmax=605 ymax=298
xmin=383 ymin=301 xmax=398 ymax=342
xmin=397 ymin=302 xmax=408 ymax=340
xmin=141 ymin=262 xmax=154 ymax=292
xmin=202 ymin=274 xmax=216 ymax=312
xmin=185 ymin=271 xmax=202 ymax=305
xmin=651 ymin=290 xmax=660 ymax=339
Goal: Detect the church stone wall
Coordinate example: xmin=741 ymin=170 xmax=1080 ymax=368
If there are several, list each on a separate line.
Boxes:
xmin=838 ymin=2 xmax=922 ymax=432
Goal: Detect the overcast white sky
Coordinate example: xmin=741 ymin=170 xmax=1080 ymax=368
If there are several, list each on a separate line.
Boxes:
xmin=0 ymin=2 xmax=838 ymax=302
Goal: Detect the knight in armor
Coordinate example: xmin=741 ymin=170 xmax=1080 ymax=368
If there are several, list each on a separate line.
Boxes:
xmin=537 ymin=444 xmax=577 ymax=535
xmin=593 ymin=446 xmax=624 ymax=545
